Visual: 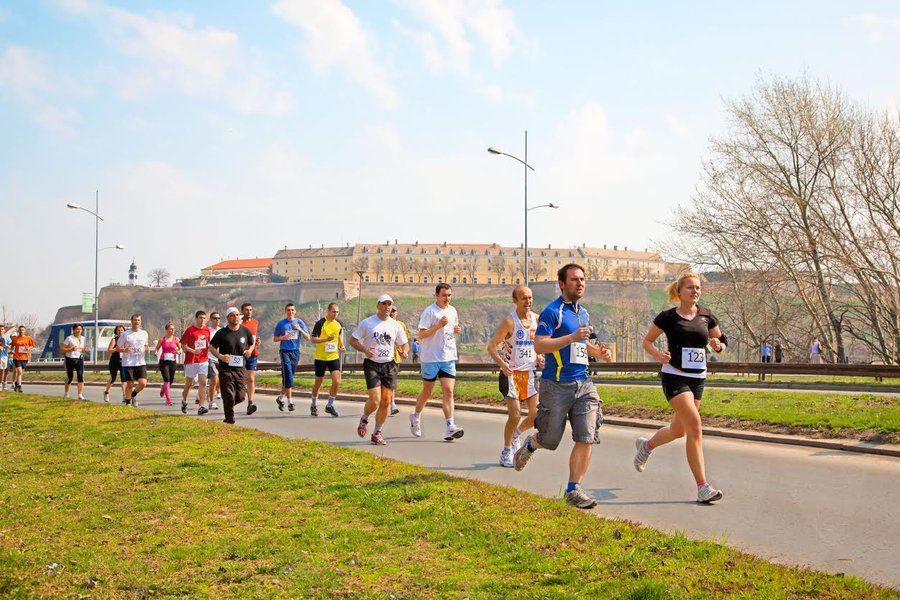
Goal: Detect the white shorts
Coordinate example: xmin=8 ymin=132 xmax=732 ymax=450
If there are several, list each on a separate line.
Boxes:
xmin=0 ymin=356 xmax=7 ymax=370
xmin=506 ymin=370 xmax=538 ymax=401
xmin=184 ymin=362 xmax=208 ymax=380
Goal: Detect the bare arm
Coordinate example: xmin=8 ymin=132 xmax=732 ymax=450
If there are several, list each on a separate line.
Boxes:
xmin=349 ymin=335 xmax=375 ymax=359
xmin=487 ymin=316 xmax=514 ymax=375
xmin=643 ymin=325 xmax=671 ymax=364
xmin=534 ymin=325 xmax=590 ymax=355
xmin=709 ymin=325 xmax=724 ymax=352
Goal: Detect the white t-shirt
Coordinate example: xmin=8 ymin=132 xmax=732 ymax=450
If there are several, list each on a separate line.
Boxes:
xmin=417 ymin=302 xmax=459 ymax=363
xmin=118 ymin=329 xmax=149 ymax=367
xmin=207 ymin=326 xmax=221 ymax=364
xmin=352 ymin=315 xmax=408 ymax=363
xmin=63 ymin=335 xmax=86 ymax=360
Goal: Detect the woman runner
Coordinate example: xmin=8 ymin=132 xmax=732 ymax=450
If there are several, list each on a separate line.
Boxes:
xmin=62 ymin=323 xmax=87 ymax=400
xmin=633 ymin=272 xmax=726 ymax=504
xmin=104 ymin=325 xmax=126 ymax=403
xmin=155 ymin=322 xmax=180 ymax=406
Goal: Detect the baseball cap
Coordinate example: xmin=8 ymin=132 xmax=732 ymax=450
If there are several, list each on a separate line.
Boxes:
xmin=225 ymin=307 xmax=240 ymax=317
xmin=377 ymin=294 xmax=393 ymax=304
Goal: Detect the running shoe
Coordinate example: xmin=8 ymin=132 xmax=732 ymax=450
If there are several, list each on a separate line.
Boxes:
xmin=195 ymin=398 xmax=199 ymax=404
xmin=633 ymin=437 xmax=652 ymax=472
xmin=444 ymin=424 xmax=465 ymax=441
xmin=131 ymin=398 xmax=138 ymax=407
xmin=210 ymin=402 xmax=219 ymax=410
xmin=198 ymin=406 xmax=209 ymax=416
xmin=165 ymin=398 xmax=172 ymax=407
xmin=223 ymin=418 xmax=235 ymax=424
xmin=215 ymin=393 xmax=222 ymax=402
xmin=288 ymin=402 xmax=295 ymax=412
xmin=276 ymin=395 xmax=285 ymax=411
xmin=409 ymin=413 xmax=422 ymax=437
xmin=513 ymin=436 xmax=535 ymax=471
xmin=103 ymin=392 xmax=109 ymax=403
xmin=181 ymin=400 xmax=188 ymax=414
xmin=247 ymin=402 xmax=258 ymax=416
xmin=697 ymin=484 xmax=723 ymax=504
xmin=325 ymin=404 xmax=339 ymax=418
xmin=122 ymin=395 xmax=129 ymax=404
xmin=310 ymin=404 xmax=318 ymax=417
xmin=564 ymin=486 xmax=598 ymax=509
xmin=357 ymin=417 xmax=368 ymax=438
xmin=511 ymin=434 xmax=521 ymax=452
xmin=390 ymin=407 xmax=400 ymax=416
xmin=78 ymin=394 xmax=85 ymax=401
xmin=500 ymin=447 xmax=514 ymax=468
xmin=63 ymin=391 xmax=69 ymax=399
xmin=371 ymin=431 xmax=386 ymax=445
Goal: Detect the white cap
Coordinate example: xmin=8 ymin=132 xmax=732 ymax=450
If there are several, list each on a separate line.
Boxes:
xmin=377 ymin=294 xmax=393 ymax=304
xmin=225 ymin=306 xmax=240 ymax=317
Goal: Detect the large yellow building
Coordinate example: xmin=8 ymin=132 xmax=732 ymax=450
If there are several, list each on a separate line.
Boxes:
xmin=273 ymin=242 xmax=668 ymax=285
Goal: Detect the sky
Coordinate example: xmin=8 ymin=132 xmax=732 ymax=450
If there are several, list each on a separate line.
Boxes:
xmin=1 ymin=0 xmax=898 ymax=324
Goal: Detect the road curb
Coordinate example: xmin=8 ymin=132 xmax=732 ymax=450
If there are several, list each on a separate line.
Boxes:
xmin=27 ymin=380 xmax=900 ymax=458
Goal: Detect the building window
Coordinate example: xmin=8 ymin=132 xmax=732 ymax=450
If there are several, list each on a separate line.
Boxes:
xmin=408 ymin=277 xmax=414 ymax=283
xmin=438 ymin=277 xmax=443 ymax=283
xmin=462 ymin=277 xmax=467 ymax=283
xmin=473 ymin=277 xmax=478 ymax=284
xmin=379 ymin=276 xmax=384 ymax=282
xmin=515 ymin=278 xmax=520 ymax=284
xmin=451 ymin=277 xmax=457 ymax=283
xmin=364 ymin=275 xmax=370 ymax=282
xmin=423 ymin=277 xmax=429 ymax=283
xmin=487 ymin=277 xmax=492 ymax=284
xmin=501 ymin=278 xmax=506 ymax=284
xmin=394 ymin=276 xmax=399 ymax=282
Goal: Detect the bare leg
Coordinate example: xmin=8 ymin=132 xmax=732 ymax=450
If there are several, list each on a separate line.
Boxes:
xmin=376 ymin=387 xmax=393 ymax=425
xmin=648 ymin=393 xmax=706 ymax=484
xmin=247 ymin=370 xmax=256 ymax=403
xmin=415 ymin=380 xmax=436 ymax=414
xmin=330 ymin=370 xmax=341 ymax=397
xmin=311 ymin=376 xmax=324 ymax=399
xmin=568 ymin=442 xmax=593 ymax=484
xmin=518 ymin=395 xmax=538 ymax=433
xmin=439 ymin=376 xmax=456 ymax=420
xmin=503 ymin=397 xmax=519 ymax=445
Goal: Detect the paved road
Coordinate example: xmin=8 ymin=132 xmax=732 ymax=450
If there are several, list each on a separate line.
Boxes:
xmin=27 ymin=384 xmax=900 ymax=588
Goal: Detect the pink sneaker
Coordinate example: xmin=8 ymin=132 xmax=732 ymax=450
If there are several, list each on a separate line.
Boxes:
xmin=371 ymin=431 xmax=386 ymax=445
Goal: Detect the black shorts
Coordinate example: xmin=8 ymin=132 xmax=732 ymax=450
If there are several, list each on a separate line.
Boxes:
xmin=109 ymin=360 xmax=122 ymax=383
xmin=498 ymin=371 xmax=508 ymax=397
xmin=314 ymin=359 xmax=341 ymax=378
xmin=363 ymin=359 xmax=397 ymax=390
xmin=660 ymin=372 xmax=705 ymax=401
xmin=123 ymin=365 xmax=148 ymax=382
xmin=13 ymin=359 xmax=28 ymax=369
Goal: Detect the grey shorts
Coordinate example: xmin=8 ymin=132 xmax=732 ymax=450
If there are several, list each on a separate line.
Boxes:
xmin=207 ymin=361 xmax=219 ymax=378
xmin=534 ymin=378 xmax=603 ymax=451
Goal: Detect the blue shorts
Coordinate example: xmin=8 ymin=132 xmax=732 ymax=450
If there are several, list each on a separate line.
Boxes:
xmin=280 ymin=349 xmax=300 ymax=388
xmin=421 ymin=360 xmax=456 ymax=382
xmin=245 ymin=355 xmax=259 ymax=371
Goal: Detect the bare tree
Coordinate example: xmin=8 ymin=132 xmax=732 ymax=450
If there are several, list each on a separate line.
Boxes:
xmin=411 ymin=258 xmax=426 ymax=283
xmin=148 ymin=268 xmax=171 ymax=287
xmin=373 ymin=257 xmax=386 ymax=282
xmin=462 ymin=256 xmax=479 ymax=283
xmin=397 ymin=257 xmax=413 ymax=282
xmin=528 ymin=258 xmax=547 ymax=282
xmin=489 ymin=255 xmax=505 ymax=283
xmin=437 ymin=255 xmax=456 ymax=282
xmin=350 ymin=257 xmax=369 ymax=277
xmin=422 ymin=258 xmax=438 ymax=282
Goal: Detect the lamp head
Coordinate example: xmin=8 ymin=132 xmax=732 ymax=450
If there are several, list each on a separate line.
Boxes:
xmin=548 ymin=203 xmax=559 ymax=209
xmin=487 ymin=147 xmax=502 ymax=155
xmin=66 ymin=203 xmax=80 ymax=209
xmin=115 ymin=244 xmax=125 ymax=250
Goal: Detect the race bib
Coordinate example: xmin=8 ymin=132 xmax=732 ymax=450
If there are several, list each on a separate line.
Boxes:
xmin=374 ymin=346 xmax=392 ymax=360
xmin=570 ymin=342 xmax=589 ymax=365
xmin=131 ymin=347 xmax=143 ymax=355
xmin=324 ymin=342 xmax=338 ymax=353
xmin=228 ymin=355 xmax=245 ymax=367
xmin=682 ymin=347 xmax=706 ymax=370
xmin=162 ymin=352 xmax=175 ymax=361
xmin=517 ymin=345 xmax=535 ymax=362
xmin=284 ymin=330 xmax=299 ymax=340
xmin=194 ymin=339 xmax=207 ymax=350
xmin=17 ymin=346 xmax=28 ymax=354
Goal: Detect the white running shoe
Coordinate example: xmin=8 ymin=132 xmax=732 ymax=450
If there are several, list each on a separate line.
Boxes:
xmin=103 ymin=392 xmax=110 ymax=403
xmin=633 ymin=437 xmax=652 ymax=472
xmin=210 ymin=402 xmax=219 ymax=410
xmin=215 ymin=393 xmax=222 ymax=402
xmin=78 ymin=394 xmax=85 ymax=401
xmin=511 ymin=434 xmax=521 ymax=452
xmin=500 ymin=447 xmax=514 ymax=468
xmin=63 ymin=391 xmax=69 ymax=398
xmin=409 ymin=413 xmax=422 ymax=437
xmin=697 ymin=484 xmax=723 ymax=504
xmin=444 ymin=424 xmax=464 ymax=441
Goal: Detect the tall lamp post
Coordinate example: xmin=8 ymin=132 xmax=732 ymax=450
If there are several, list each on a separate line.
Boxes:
xmin=355 ymin=269 xmax=365 ymax=363
xmin=490 ymin=133 xmax=560 ymax=283
xmin=66 ymin=192 xmax=123 ymax=364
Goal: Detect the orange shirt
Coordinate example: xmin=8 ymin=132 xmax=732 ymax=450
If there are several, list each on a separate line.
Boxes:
xmin=11 ymin=335 xmax=35 ymax=361
xmin=242 ymin=318 xmax=260 ymax=356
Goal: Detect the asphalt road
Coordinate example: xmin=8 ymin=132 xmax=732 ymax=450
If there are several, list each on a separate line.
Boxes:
xmin=25 ymin=383 xmax=900 ymax=588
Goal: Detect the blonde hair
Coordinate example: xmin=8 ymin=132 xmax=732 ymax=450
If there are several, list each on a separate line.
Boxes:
xmin=666 ymin=272 xmax=702 ymax=303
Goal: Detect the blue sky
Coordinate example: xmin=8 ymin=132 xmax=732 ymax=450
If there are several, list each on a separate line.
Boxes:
xmin=1 ymin=0 xmax=898 ymax=323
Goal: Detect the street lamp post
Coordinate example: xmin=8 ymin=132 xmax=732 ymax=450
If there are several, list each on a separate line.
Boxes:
xmin=355 ymin=269 xmax=365 ymax=362
xmin=489 ymin=133 xmax=559 ymax=283
xmin=67 ymin=192 xmax=123 ymax=364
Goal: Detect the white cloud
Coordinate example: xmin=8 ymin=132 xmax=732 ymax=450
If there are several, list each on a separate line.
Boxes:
xmin=477 ymin=83 xmax=534 ymax=106
xmin=55 ymin=1 xmax=293 ymax=115
xmin=0 ymin=46 xmax=52 ymax=93
xmin=33 ymin=105 xmax=81 ymax=138
xmin=398 ymin=0 xmax=520 ymax=74
xmin=855 ymin=13 xmax=900 ymax=42
xmin=664 ymin=114 xmax=693 ymax=140
xmin=272 ymin=0 xmax=397 ymax=109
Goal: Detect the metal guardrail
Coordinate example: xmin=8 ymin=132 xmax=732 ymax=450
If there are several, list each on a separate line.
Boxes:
xmin=25 ymin=361 xmax=900 ymax=379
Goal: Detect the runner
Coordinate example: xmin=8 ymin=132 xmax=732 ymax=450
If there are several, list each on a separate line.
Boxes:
xmin=388 ymin=305 xmax=410 ymax=416
xmin=154 ymin=322 xmax=180 ymax=406
xmin=61 ymin=323 xmax=88 ymax=400
xmin=240 ymin=303 xmax=261 ymax=415
xmin=209 ymin=307 xmax=255 ymax=424
xmin=103 ymin=324 xmax=127 ymax=403
xmin=512 ymin=264 xmax=612 ymax=509
xmin=632 ymin=272 xmax=726 ymax=504
xmin=410 ymin=283 xmax=464 ymax=441
xmin=273 ymin=303 xmax=310 ymax=413
xmin=349 ymin=294 xmax=409 ymax=445
xmin=207 ymin=311 xmax=222 ymax=410
xmin=487 ymin=285 xmax=543 ymax=468
xmin=181 ymin=311 xmax=217 ymax=416
xmin=10 ymin=325 xmax=35 ymax=393
xmin=116 ymin=314 xmax=149 ymax=406
xmin=309 ymin=302 xmax=344 ymax=417
xmin=0 ymin=324 xmax=11 ymax=391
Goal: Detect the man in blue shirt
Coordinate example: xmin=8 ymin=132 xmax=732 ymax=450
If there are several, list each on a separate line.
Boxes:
xmin=0 ymin=324 xmax=11 ymax=391
xmin=273 ymin=302 xmax=310 ymax=412
xmin=513 ymin=263 xmax=612 ymax=509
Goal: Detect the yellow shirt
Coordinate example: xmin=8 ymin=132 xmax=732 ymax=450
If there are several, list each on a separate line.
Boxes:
xmin=394 ymin=320 xmax=410 ymax=363
xmin=312 ymin=318 xmax=343 ymax=361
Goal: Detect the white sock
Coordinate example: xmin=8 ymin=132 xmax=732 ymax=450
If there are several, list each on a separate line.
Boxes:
xmin=311 ymin=395 xmax=317 ymax=406
xmin=514 ymin=427 xmax=522 ymax=437
xmin=504 ymin=445 xmax=512 ymax=451
xmin=362 ymin=411 xmax=372 ymax=421
xmin=374 ymin=423 xmax=383 ymax=433
xmin=446 ymin=418 xmax=454 ymax=427
xmin=327 ymin=396 xmax=335 ymax=406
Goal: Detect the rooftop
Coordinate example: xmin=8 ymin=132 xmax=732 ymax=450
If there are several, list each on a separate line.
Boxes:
xmin=203 ymin=258 xmax=273 ymax=271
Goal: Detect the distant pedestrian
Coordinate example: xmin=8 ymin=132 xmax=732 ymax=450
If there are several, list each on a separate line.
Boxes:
xmin=411 ymin=338 xmax=420 ymax=363
xmin=760 ymin=342 xmax=772 ymax=363
xmin=774 ymin=341 xmax=783 ymax=363
xmin=0 ymin=324 xmax=11 ymax=391
xmin=810 ymin=337 xmax=824 ymax=364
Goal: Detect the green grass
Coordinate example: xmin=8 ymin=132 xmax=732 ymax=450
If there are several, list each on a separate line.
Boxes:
xmin=28 ymin=370 xmax=900 ymax=441
xmin=0 ymin=392 xmax=892 ymax=598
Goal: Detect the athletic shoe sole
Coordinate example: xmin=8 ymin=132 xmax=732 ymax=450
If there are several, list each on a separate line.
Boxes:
xmin=247 ymin=404 xmax=258 ymax=415
xmin=698 ymin=490 xmax=724 ymax=504
xmin=325 ymin=406 xmax=339 ymax=417
xmin=443 ymin=429 xmax=465 ymax=442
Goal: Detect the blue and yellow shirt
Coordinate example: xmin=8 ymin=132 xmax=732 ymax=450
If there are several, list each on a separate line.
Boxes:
xmin=536 ymin=296 xmax=590 ymax=382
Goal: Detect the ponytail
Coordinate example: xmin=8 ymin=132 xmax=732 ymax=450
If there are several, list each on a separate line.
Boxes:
xmin=666 ymin=272 xmax=702 ymax=303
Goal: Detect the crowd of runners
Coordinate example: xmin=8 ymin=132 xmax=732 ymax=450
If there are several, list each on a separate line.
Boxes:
xmin=1 ymin=265 xmax=726 ymax=508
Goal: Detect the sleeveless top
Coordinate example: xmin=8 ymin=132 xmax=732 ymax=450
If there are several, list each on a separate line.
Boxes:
xmin=507 ymin=311 xmax=538 ymax=371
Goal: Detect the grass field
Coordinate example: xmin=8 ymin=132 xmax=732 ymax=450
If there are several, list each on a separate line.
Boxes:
xmin=0 ymin=392 xmax=893 ymax=598
xmin=25 ymin=370 xmax=900 ymax=443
